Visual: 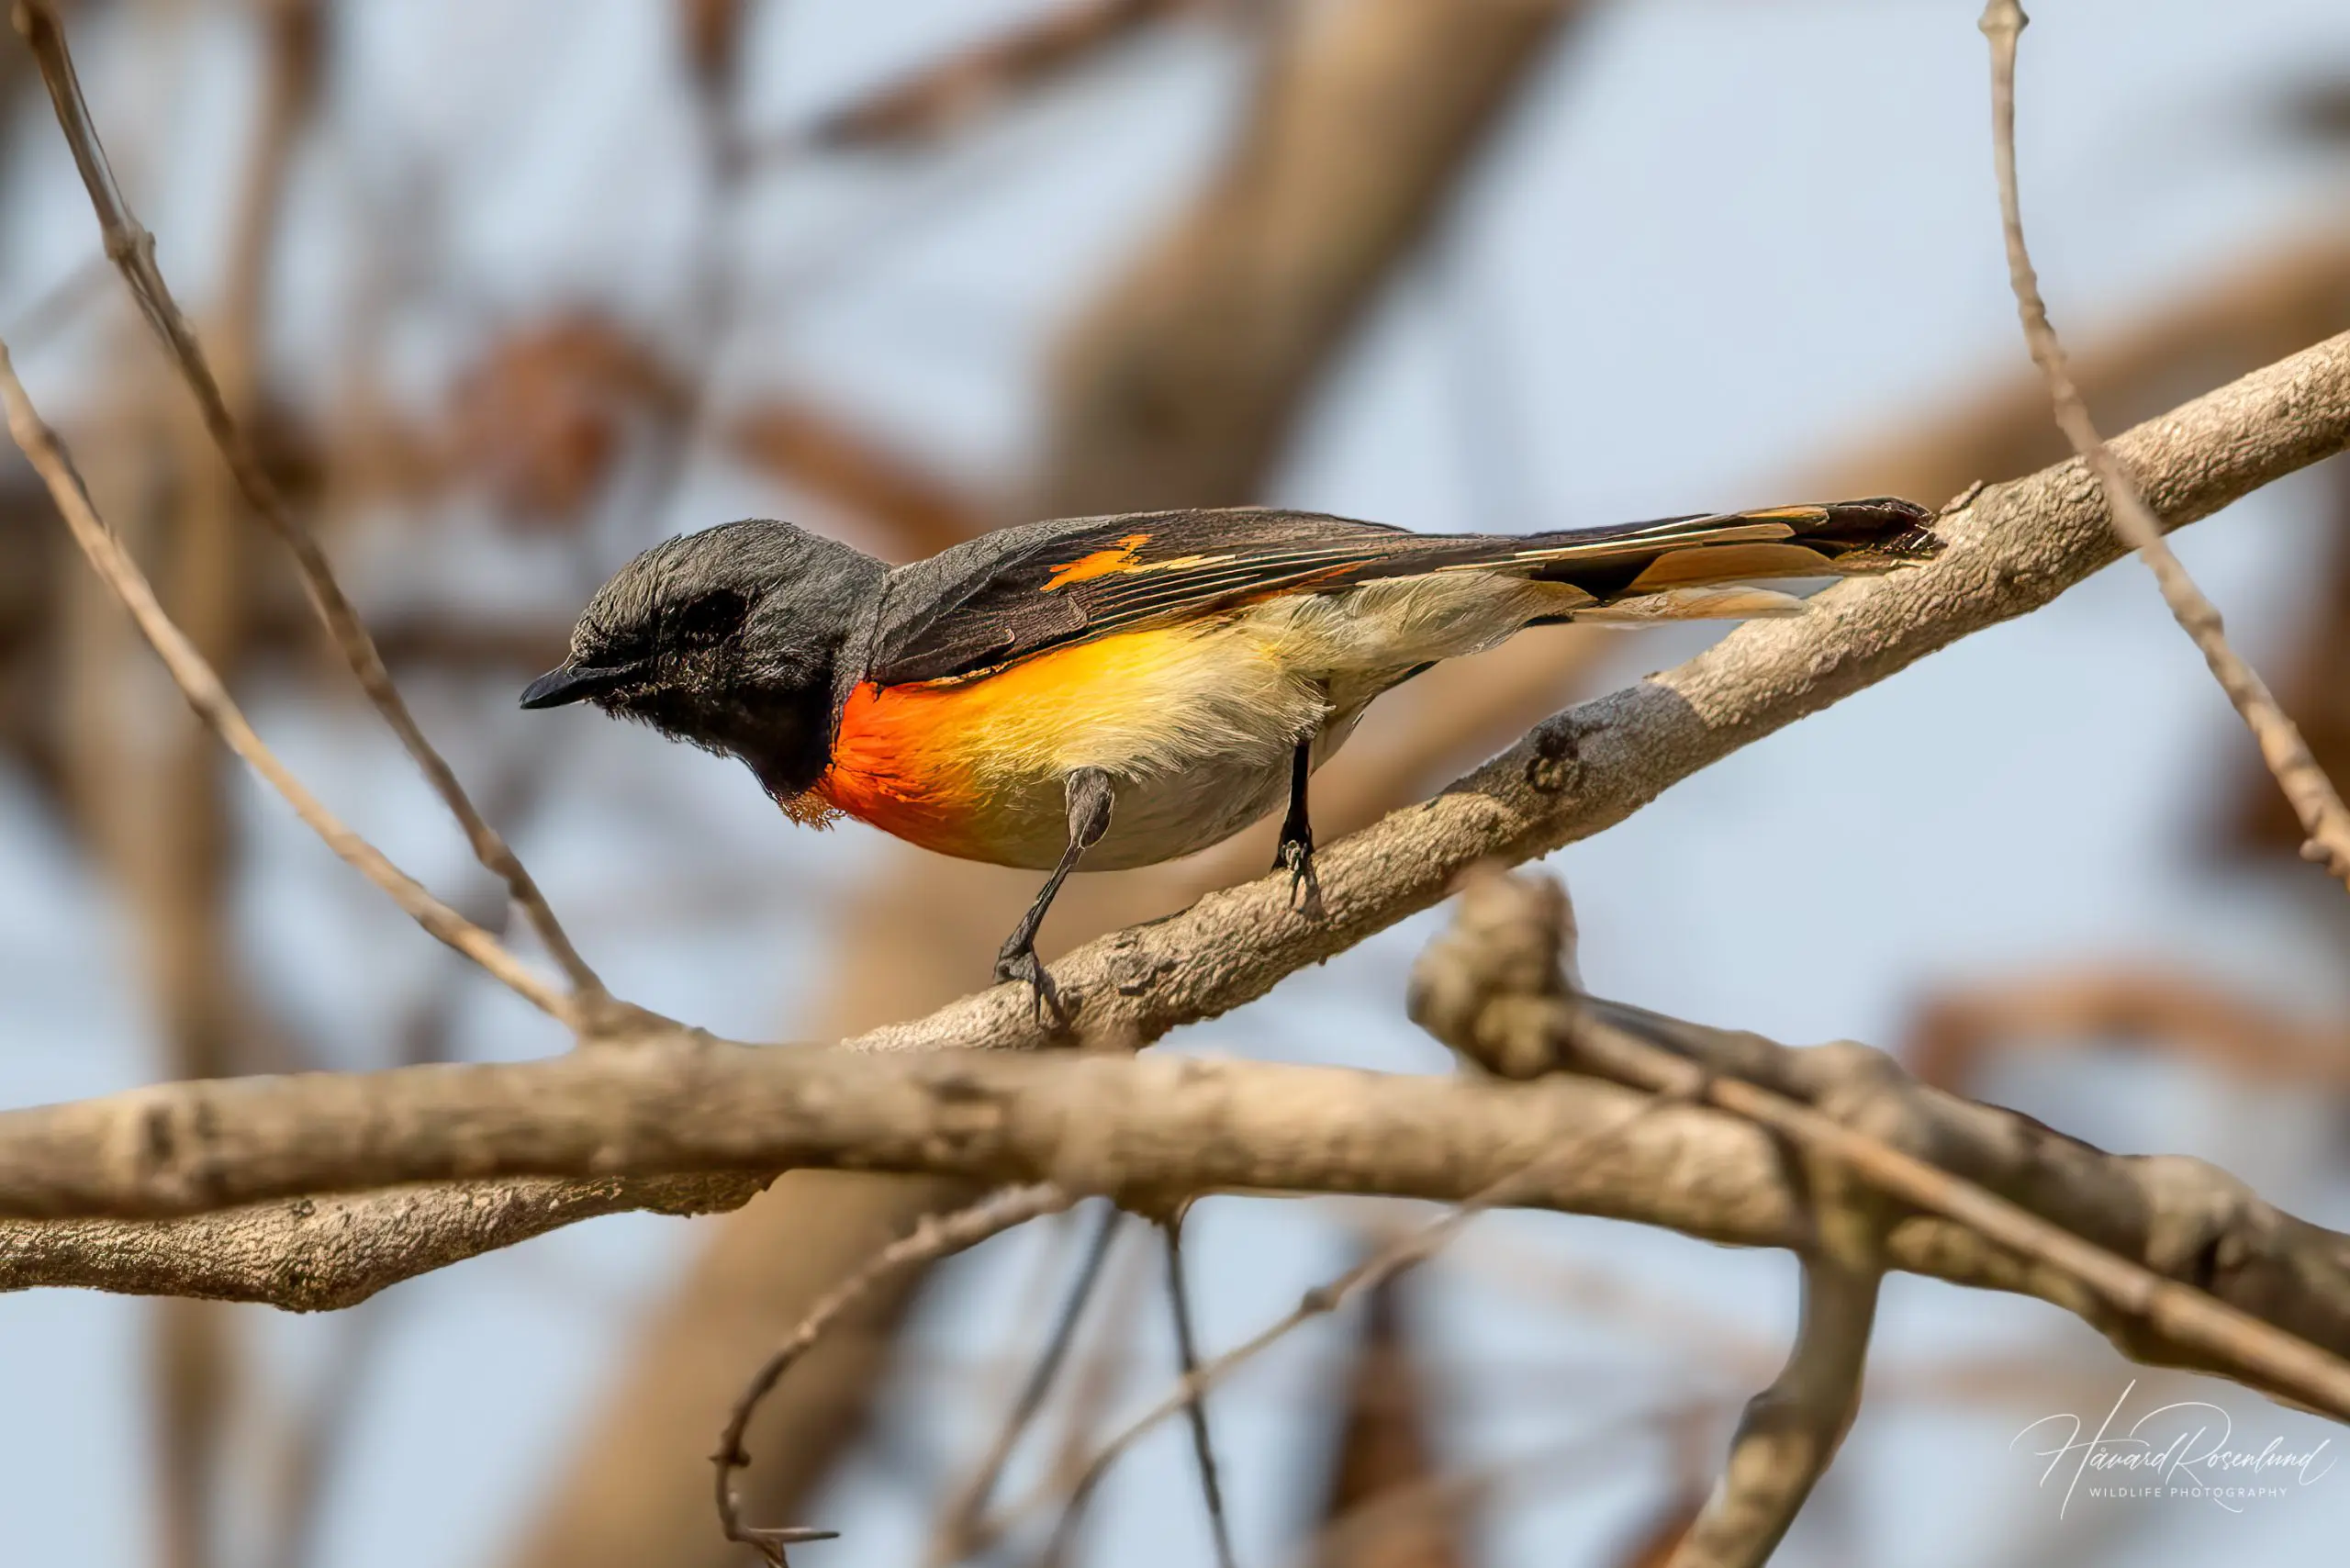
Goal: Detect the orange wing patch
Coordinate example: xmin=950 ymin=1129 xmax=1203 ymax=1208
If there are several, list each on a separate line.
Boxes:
xmin=1040 ymin=533 xmax=1227 ymax=591
xmin=1042 ymin=533 xmax=1151 ymax=590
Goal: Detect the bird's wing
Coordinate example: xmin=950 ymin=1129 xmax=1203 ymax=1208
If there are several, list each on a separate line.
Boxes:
xmin=866 ymin=501 xmax=1935 ymax=687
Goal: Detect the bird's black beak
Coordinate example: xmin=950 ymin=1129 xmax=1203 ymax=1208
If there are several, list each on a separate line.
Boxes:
xmin=519 ymin=663 xmax=639 ymax=710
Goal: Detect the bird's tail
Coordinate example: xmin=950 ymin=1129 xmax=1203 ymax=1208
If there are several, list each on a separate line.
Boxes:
xmin=1467 ymin=497 xmax=1941 ymax=622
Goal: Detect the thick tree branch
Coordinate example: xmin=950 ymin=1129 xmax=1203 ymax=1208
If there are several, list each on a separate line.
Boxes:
xmin=0 ymin=1175 xmax=767 ymax=1310
xmin=1411 ymin=871 xmax=1886 ymax=1567
xmin=4 ymin=990 xmax=2350 ymax=1412
xmin=1412 ymin=871 xmax=2350 ymax=1417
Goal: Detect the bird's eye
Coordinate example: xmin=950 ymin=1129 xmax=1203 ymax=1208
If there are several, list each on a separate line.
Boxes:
xmin=673 ymin=589 xmax=749 ymax=644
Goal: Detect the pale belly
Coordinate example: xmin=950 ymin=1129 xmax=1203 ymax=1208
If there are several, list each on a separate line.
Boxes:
xmin=992 ymin=711 xmax=1360 ymax=871
xmin=815 ymin=623 xmax=1370 ymax=872
xmin=816 ymin=573 xmax=1552 ymax=870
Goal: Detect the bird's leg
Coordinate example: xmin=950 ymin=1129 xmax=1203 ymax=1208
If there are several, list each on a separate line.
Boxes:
xmin=1273 ymin=738 xmax=1323 ymax=916
xmin=995 ymin=767 xmax=1115 ymax=1024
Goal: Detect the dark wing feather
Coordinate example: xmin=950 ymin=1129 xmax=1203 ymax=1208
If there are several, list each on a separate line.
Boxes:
xmin=867 ymin=500 xmax=1937 ymax=687
xmin=868 ymin=509 xmax=1446 ymax=686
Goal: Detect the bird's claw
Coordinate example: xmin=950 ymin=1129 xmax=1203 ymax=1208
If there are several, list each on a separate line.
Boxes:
xmin=1275 ymin=833 xmax=1324 ymax=918
xmin=994 ymin=944 xmax=1069 ymax=1026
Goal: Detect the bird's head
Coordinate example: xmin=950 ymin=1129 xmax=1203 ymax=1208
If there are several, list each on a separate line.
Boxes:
xmin=520 ymin=519 xmax=885 ymax=797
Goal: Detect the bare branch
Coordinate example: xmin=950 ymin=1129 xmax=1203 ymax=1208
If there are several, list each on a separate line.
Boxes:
xmin=1410 ymin=868 xmax=2350 ymax=1418
xmin=710 ymin=1185 xmax=1073 ymax=1564
xmin=1978 ymin=0 xmax=2350 ymax=885
xmin=1034 ymin=1224 xmax=1155 ymax=1568
xmin=0 ymin=338 xmax=572 ymax=1019
xmin=5 ymin=981 xmax=2350 ymax=1419
xmin=1668 ymin=1176 xmax=1885 ymax=1568
xmin=1160 ymin=1212 xmax=1239 ymax=1568
xmin=1415 ymin=869 xmax=1884 ymax=1568
xmin=8 ymin=0 xmax=605 ymax=1004
xmin=608 ymin=8 xmax=1614 ymax=1545
xmin=0 ymin=1174 xmax=765 ymax=1308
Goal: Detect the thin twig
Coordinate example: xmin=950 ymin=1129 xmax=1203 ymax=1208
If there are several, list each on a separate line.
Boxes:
xmin=926 ymin=1202 xmax=1125 ymax=1568
xmin=0 ymin=335 xmax=571 ymax=1018
xmin=1032 ymin=1224 xmax=1155 ymax=1568
xmin=1026 ymin=1089 xmax=1693 ymax=1562
xmin=711 ymin=1184 xmax=1074 ymax=1565
xmin=1162 ymin=1211 xmax=1240 ymax=1568
xmin=1978 ymin=0 xmax=2350 ymax=886
xmin=10 ymin=0 xmax=607 ymax=1004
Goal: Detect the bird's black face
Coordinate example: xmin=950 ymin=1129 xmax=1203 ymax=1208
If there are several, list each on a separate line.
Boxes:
xmin=521 ymin=519 xmax=887 ymax=799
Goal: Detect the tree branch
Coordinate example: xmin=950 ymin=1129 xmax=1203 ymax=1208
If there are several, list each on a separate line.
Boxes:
xmin=4 ymin=979 xmax=2350 ymax=1415
xmin=514 ymin=6 xmax=1608 ymax=1555
xmin=923 ymin=1201 xmax=1125 ymax=1567
xmin=1668 ymin=1139 xmax=1886 ymax=1568
xmin=1408 ymin=869 xmax=1886 ymax=1568
xmin=0 ymin=1175 xmax=767 ymax=1310
xmin=1411 ymin=870 xmax=2350 ymax=1417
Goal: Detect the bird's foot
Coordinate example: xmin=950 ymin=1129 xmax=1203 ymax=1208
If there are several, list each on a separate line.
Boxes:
xmin=994 ymin=941 xmax=1069 ymax=1026
xmin=1274 ymin=830 xmax=1324 ymax=918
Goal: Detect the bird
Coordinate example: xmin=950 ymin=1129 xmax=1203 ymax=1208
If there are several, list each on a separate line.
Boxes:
xmin=521 ymin=499 xmax=1939 ymax=1016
